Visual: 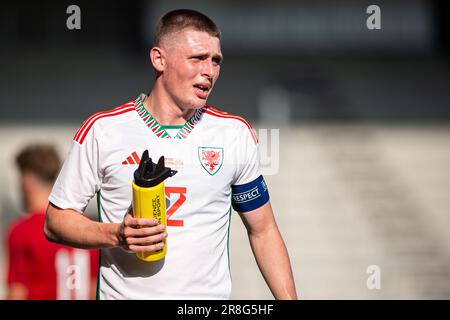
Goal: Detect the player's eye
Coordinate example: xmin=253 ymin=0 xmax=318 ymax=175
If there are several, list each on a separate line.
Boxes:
xmin=191 ymin=55 xmax=205 ymax=61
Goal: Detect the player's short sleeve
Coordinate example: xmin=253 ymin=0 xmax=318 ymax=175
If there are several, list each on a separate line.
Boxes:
xmin=231 ymin=123 xmax=269 ymax=213
xmin=233 ymin=124 xmax=260 ymax=185
xmin=49 ymin=123 xmax=102 ymax=214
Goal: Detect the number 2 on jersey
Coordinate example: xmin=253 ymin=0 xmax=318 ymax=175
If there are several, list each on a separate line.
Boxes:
xmin=165 ymin=186 xmax=186 ymax=227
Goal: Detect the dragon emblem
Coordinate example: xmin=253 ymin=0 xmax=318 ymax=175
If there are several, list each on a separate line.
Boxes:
xmin=198 ymin=147 xmax=224 ymax=175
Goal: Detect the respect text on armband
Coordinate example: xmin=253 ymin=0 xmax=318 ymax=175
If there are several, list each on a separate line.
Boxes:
xmin=231 ymin=175 xmax=270 ymax=212
xmin=232 ymin=186 xmax=261 ymax=203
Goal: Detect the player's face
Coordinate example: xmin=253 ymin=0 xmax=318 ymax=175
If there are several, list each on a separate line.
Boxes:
xmin=162 ymin=29 xmax=222 ymax=110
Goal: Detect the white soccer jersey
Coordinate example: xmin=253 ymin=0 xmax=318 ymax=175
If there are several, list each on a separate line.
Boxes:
xmin=49 ymin=94 xmax=267 ymax=300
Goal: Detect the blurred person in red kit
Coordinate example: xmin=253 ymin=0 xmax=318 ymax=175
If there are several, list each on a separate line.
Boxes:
xmin=4 ymin=144 xmax=98 ymax=300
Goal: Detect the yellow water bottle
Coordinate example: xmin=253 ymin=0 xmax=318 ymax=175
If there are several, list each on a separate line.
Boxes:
xmin=132 ymin=150 xmax=177 ymax=262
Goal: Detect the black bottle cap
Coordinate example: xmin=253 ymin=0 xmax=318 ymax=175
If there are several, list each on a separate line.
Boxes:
xmin=133 ymin=150 xmax=177 ymax=188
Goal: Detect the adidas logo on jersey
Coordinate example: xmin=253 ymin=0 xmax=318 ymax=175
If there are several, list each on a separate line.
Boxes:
xmin=122 ymin=152 xmax=141 ymax=165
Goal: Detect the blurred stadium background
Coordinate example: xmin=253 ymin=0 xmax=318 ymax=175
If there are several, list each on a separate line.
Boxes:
xmin=1 ymin=0 xmax=449 ymax=299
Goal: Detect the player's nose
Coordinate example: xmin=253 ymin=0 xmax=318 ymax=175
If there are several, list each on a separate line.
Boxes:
xmin=201 ymin=59 xmax=214 ymax=79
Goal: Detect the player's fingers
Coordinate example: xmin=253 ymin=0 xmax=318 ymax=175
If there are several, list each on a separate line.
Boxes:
xmin=126 ymin=217 xmax=159 ymax=228
xmin=129 ymin=242 xmax=164 ymax=253
xmin=123 ymin=212 xmax=133 ymax=222
xmin=126 ymin=233 xmax=167 ymax=246
xmin=126 ymin=225 xmax=166 ymax=237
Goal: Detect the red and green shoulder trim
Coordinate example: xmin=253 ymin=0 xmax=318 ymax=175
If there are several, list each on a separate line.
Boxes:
xmin=204 ymin=106 xmax=258 ymax=144
xmin=73 ymin=101 xmax=135 ymax=144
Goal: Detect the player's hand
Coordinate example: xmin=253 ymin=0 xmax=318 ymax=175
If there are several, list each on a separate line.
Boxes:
xmin=118 ymin=207 xmax=167 ymax=253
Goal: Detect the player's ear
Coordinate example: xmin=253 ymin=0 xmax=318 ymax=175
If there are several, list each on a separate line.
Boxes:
xmin=150 ymin=47 xmax=165 ymax=73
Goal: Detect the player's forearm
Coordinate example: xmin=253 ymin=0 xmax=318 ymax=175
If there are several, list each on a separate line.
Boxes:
xmin=44 ymin=203 xmax=120 ymax=249
xmin=248 ymin=226 xmax=298 ymax=300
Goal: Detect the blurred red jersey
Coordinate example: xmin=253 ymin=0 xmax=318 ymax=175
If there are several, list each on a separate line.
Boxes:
xmin=6 ymin=211 xmax=98 ymax=300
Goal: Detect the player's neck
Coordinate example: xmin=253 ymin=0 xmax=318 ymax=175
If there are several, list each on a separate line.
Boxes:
xmin=26 ymin=195 xmax=49 ymax=214
xmin=144 ymin=89 xmax=196 ymax=126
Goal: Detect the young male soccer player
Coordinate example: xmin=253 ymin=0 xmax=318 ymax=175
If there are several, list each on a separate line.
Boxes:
xmin=6 ymin=144 xmax=98 ymax=300
xmin=45 ymin=9 xmax=297 ymax=300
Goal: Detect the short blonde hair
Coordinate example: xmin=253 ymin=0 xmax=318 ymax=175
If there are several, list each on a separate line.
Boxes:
xmin=154 ymin=9 xmax=221 ymax=46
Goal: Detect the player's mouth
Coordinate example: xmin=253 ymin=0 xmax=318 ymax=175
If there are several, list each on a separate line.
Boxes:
xmin=193 ymin=82 xmax=211 ymax=100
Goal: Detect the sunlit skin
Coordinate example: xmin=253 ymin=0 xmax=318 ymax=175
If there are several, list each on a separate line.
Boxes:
xmin=144 ymin=28 xmax=223 ymax=125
